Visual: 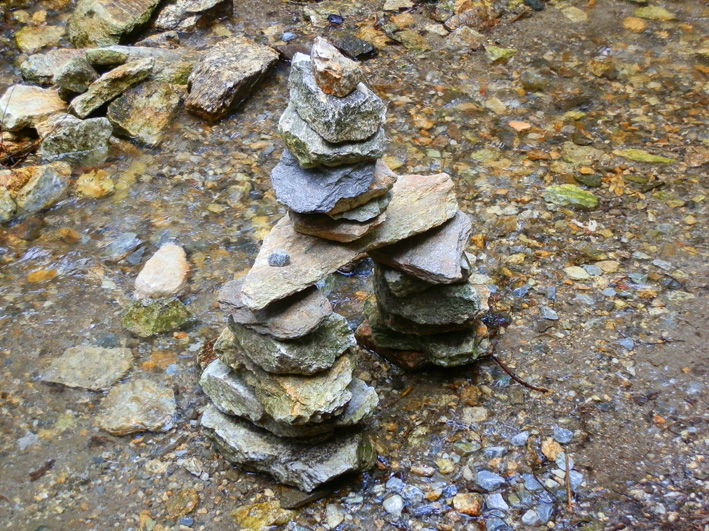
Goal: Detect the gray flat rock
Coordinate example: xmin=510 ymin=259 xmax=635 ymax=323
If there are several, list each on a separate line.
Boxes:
xmin=86 ymin=46 xmax=201 ymax=84
xmin=201 ymin=404 xmax=377 ymax=492
xmin=42 ymin=346 xmax=133 ymax=391
xmin=9 ymin=162 xmax=71 ymax=217
xmin=39 ymin=114 xmax=113 ymax=167
xmin=241 ymin=172 xmax=458 ymax=310
xmin=218 ymin=279 xmax=332 ymax=340
xmin=155 ymin=0 xmax=232 ymax=31
xmin=220 ymin=350 xmax=355 ymax=426
xmin=53 ymin=56 xmax=99 ymax=94
xmin=271 ymin=149 xmax=375 ymax=214
xmin=96 ymin=378 xmax=176 ymax=436
xmin=68 ymin=0 xmax=161 ymax=48
xmin=225 ymin=313 xmax=355 ymax=375
xmin=185 ymin=37 xmax=278 ymax=121
xmin=290 ymin=210 xmax=386 ymax=243
xmin=289 ymin=53 xmax=385 ymax=143
xmin=200 ymin=359 xmax=378 ymax=437
xmin=328 ymin=159 xmax=397 ymax=215
xmin=20 ymin=49 xmax=86 ymax=85
xmin=279 ymin=103 xmax=384 ymax=168
xmin=370 ymin=211 xmax=472 ymax=284
xmin=374 ymin=266 xmax=488 ymax=331
xmin=70 ymin=58 xmax=155 ymax=119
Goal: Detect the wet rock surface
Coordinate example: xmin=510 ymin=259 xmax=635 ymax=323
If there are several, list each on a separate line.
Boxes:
xmin=68 ymin=0 xmax=161 ymax=48
xmin=39 ymin=114 xmax=113 ymax=167
xmin=42 ymin=346 xmax=133 ymax=391
xmin=0 ymin=85 xmax=66 ymax=132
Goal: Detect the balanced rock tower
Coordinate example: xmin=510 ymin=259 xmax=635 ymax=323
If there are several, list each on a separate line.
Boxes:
xmin=200 ymin=38 xmax=492 ymax=492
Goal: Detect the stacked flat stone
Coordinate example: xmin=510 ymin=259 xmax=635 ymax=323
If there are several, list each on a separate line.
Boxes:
xmin=272 ymin=38 xmax=392 ymax=243
xmin=357 ymin=212 xmax=494 ymax=370
xmin=201 ymin=38 xmax=493 ymax=492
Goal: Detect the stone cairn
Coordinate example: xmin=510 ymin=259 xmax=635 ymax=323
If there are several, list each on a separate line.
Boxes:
xmin=200 ymin=38 xmax=492 ymax=492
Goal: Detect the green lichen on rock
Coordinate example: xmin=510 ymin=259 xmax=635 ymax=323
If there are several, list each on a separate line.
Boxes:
xmin=634 ymin=6 xmax=677 ymax=21
xmin=542 ymin=184 xmax=598 ymax=210
xmin=122 ymin=297 xmax=193 ymax=337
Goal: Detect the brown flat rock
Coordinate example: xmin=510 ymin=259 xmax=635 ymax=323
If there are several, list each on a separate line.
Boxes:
xmin=218 ymin=279 xmax=331 ymax=340
xmin=289 ymin=210 xmax=386 ymax=243
xmin=369 ymin=210 xmax=472 ymax=284
xmin=241 ymin=172 xmax=458 ymax=310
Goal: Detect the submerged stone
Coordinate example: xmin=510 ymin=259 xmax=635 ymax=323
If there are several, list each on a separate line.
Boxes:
xmin=370 ymin=211 xmax=472 ymax=284
xmin=135 ymin=244 xmax=190 ymax=299
xmin=231 ymin=502 xmax=295 ymax=530
xmin=542 ymin=184 xmax=598 ymax=210
xmin=14 ymin=25 xmax=65 ymax=55
xmin=279 ymin=103 xmax=384 ymax=168
xmin=42 ymin=346 xmax=133 ymax=391
xmin=290 ymin=210 xmax=386 ymax=243
xmin=96 ymin=378 xmax=176 ymax=436
xmin=3 ymin=162 xmax=71 ymax=217
xmin=202 ymin=405 xmax=376 ymax=492
xmin=122 ymin=297 xmax=193 ymax=338
xmin=242 ymin=172 xmax=458 ymax=310
xmin=271 ymin=149 xmax=375 ymax=214
xmin=218 ymin=279 xmax=332 ymax=340
xmin=225 ymin=313 xmax=355 ymax=375
xmin=289 ymin=53 xmax=385 ymax=143
xmin=185 ymin=37 xmax=278 ymax=121
xmin=68 ymin=0 xmax=162 ymax=48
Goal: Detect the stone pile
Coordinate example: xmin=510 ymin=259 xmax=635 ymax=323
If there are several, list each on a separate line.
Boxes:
xmin=200 ymin=38 xmax=492 ymax=492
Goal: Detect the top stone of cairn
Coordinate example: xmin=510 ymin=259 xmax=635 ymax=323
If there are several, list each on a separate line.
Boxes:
xmin=311 ymin=37 xmax=363 ymax=98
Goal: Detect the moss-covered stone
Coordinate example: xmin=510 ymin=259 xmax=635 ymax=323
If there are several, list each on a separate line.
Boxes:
xmin=122 ymin=297 xmax=193 ymax=337
xmin=612 ymin=148 xmax=674 ymax=164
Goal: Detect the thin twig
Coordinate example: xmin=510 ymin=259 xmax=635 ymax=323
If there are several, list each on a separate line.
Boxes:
xmin=490 ymin=355 xmax=551 ymax=393
xmin=531 ymin=466 xmax=560 ymax=504
xmin=565 ymin=452 xmax=573 ymax=512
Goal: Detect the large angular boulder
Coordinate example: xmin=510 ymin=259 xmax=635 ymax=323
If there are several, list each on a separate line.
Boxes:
xmin=68 ymin=0 xmax=162 ymax=48
xmin=279 ymin=103 xmax=384 ymax=168
xmin=70 ymin=58 xmax=154 ymax=118
xmin=53 ymin=56 xmax=99 ymax=95
xmin=0 ymin=162 xmax=71 ymax=217
xmin=185 ymin=37 xmax=278 ymax=121
xmin=369 ymin=211 xmax=473 ymax=284
xmin=200 ymin=360 xmax=378 ymax=438
xmin=201 ymin=405 xmax=377 ymax=492
xmin=289 ymin=53 xmax=385 ymax=143
xmin=218 ymin=280 xmax=332 ymax=340
xmin=155 ymin=0 xmax=232 ymax=31
xmin=39 ymin=114 xmax=113 ymax=166
xmin=0 ymin=85 xmax=66 ymax=132
xmin=271 ymin=149 xmax=375 ymax=214
xmin=224 ymin=313 xmax=355 ymax=375
xmin=107 ymin=81 xmax=181 ymax=146
xmin=241 ymin=172 xmax=459 ymax=310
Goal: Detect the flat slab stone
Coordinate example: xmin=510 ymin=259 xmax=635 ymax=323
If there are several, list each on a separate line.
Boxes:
xmin=271 ymin=149 xmax=375 ymax=214
xmin=68 ymin=0 xmax=161 ymax=48
xmin=279 ymin=103 xmax=384 ymax=168
xmin=328 ymin=159 xmax=397 ymax=215
xmin=330 ymin=191 xmax=392 ymax=222
xmin=39 ymin=114 xmax=113 ymax=167
xmin=225 ymin=313 xmax=355 ymax=375
xmin=218 ymin=349 xmax=355 ymax=426
xmin=42 ymin=346 xmax=133 ymax=391
xmin=218 ymin=279 xmax=331 ymax=340
xmin=242 ymin=172 xmax=458 ymax=310
xmin=290 ymin=210 xmax=386 ymax=243
xmin=86 ymin=46 xmax=201 ymax=84
xmin=200 ymin=359 xmax=378 ymax=438
xmin=185 ymin=37 xmax=278 ymax=121
xmin=289 ymin=53 xmax=385 ymax=143
xmin=0 ymin=85 xmax=66 ymax=132
xmin=374 ymin=266 xmax=488 ymax=333
xmin=135 ymin=244 xmax=190 ymax=299
xmin=201 ymin=404 xmax=377 ymax=492
xmin=369 ymin=211 xmax=472 ymax=284
xmin=96 ymin=379 xmax=176 ymax=436
xmin=107 ymin=80 xmax=181 ymax=147
xmin=70 ymin=58 xmax=155 ymax=118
